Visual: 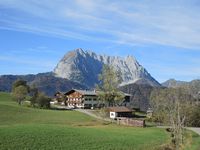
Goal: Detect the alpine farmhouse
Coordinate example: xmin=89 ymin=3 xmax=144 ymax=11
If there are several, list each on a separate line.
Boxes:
xmin=55 ymin=89 xmax=131 ymax=109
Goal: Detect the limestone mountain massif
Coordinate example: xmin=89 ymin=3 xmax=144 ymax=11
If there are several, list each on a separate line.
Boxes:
xmin=54 ymin=48 xmax=160 ymax=88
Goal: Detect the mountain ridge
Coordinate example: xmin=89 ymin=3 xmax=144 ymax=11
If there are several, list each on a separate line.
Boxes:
xmin=162 ymin=79 xmax=188 ymax=88
xmin=54 ymin=48 xmax=160 ymax=88
xmin=162 ymin=79 xmax=200 ymax=98
xmin=0 ymin=72 xmax=86 ymax=96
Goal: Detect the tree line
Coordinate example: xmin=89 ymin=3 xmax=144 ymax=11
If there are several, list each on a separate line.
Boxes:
xmin=12 ymin=80 xmax=51 ymax=108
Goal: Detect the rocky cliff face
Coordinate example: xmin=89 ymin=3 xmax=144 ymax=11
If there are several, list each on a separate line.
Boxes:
xmin=54 ymin=48 xmax=160 ymax=88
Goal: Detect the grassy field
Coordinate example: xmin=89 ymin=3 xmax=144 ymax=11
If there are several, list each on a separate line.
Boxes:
xmin=0 ymin=92 xmax=199 ymax=150
xmin=185 ymin=132 xmax=200 ymax=150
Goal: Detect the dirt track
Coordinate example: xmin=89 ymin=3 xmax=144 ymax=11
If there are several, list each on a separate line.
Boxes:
xmin=157 ymin=126 xmax=200 ymax=135
xmin=187 ymin=127 xmax=200 ymax=135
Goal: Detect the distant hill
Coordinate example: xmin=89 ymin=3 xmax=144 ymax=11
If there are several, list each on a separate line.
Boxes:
xmin=0 ymin=72 xmax=86 ymax=96
xmin=162 ymin=79 xmax=188 ymax=88
xmin=120 ymin=81 xmax=163 ymax=111
xmin=162 ymin=79 xmax=200 ymax=98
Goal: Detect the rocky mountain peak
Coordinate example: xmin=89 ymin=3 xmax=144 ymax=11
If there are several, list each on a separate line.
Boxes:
xmin=54 ymin=49 xmax=160 ymax=88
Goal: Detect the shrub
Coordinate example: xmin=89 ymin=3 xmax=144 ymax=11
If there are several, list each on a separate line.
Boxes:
xmin=36 ymin=93 xmax=51 ymax=109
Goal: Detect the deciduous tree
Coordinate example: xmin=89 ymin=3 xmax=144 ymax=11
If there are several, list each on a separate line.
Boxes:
xmin=29 ymin=86 xmax=39 ymax=107
xmin=97 ymin=65 xmax=124 ymax=106
xmin=12 ymin=79 xmax=29 ymax=92
xmin=12 ymin=85 xmax=28 ymax=105
xmin=150 ymin=88 xmax=195 ymax=150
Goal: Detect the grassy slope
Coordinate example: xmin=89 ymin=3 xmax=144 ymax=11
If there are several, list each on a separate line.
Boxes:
xmin=0 ymin=92 xmax=198 ymax=150
xmin=0 ymin=93 xmax=99 ymax=126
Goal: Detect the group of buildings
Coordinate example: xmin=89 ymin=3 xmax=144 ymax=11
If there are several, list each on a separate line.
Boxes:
xmin=54 ymin=89 xmax=135 ymax=118
xmin=54 ymin=89 xmax=150 ymax=126
xmin=55 ymin=89 xmax=131 ymax=109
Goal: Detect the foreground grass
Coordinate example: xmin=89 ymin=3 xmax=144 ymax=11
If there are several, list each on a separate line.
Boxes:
xmin=0 ymin=92 xmax=199 ymax=150
xmin=0 ymin=124 xmax=168 ymax=150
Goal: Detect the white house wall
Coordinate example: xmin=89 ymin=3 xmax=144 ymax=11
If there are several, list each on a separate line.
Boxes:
xmin=110 ymin=112 xmax=117 ymax=119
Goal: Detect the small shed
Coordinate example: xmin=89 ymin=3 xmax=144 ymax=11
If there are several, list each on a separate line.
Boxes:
xmin=146 ymin=108 xmax=153 ymax=118
xmin=108 ymin=106 xmax=134 ymax=119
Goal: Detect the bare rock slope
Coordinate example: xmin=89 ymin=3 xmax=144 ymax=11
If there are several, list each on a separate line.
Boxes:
xmin=54 ymin=48 xmax=160 ymax=88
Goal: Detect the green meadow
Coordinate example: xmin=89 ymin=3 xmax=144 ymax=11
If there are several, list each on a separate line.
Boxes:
xmin=0 ymin=92 xmax=199 ymax=150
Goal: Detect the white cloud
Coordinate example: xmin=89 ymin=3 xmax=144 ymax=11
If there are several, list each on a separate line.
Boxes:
xmin=0 ymin=55 xmax=55 ymax=68
xmin=74 ymin=0 xmax=97 ymax=12
xmin=1 ymin=0 xmax=200 ymax=49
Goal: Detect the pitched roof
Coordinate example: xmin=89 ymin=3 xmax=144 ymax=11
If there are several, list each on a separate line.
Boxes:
xmin=64 ymin=89 xmax=131 ymax=97
xmin=108 ymin=106 xmax=133 ymax=113
xmin=65 ymin=89 xmax=97 ymax=96
xmin=75 ymin=89 xmax=97 ymax=96
xmin=122 ymin=92 xmax=132 ymax=97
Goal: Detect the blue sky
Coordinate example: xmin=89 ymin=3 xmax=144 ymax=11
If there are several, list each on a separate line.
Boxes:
xmin=0 ymin=0 xmax=200 ymax=83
